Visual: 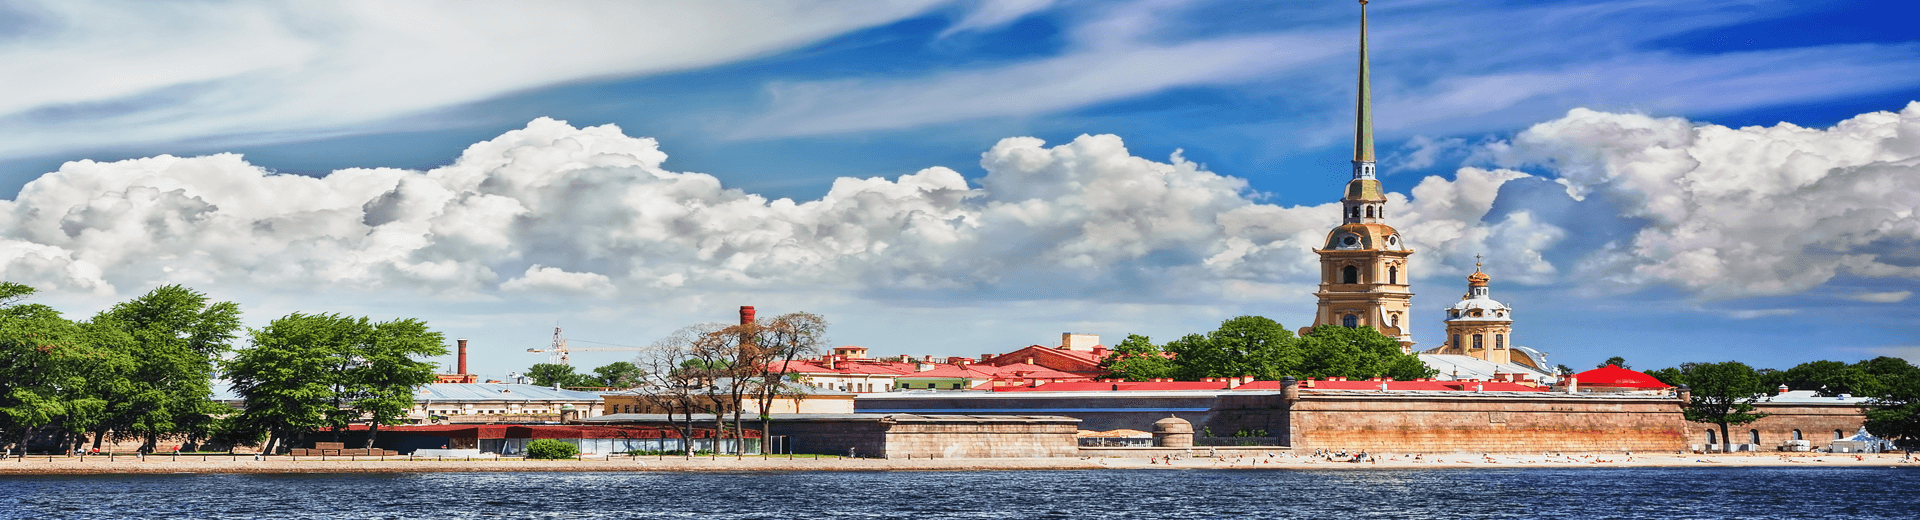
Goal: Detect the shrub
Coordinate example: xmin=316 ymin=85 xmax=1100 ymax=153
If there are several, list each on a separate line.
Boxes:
xmin=526 ymin=439 xmax=579 ymax=460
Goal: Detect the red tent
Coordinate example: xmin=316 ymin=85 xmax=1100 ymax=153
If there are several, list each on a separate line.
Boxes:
xmin=1571 ymin=365 xmax=1670 ymax=389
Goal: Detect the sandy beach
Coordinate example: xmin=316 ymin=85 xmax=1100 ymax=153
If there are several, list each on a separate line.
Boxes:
xmin=0 ymin=451 xmax=1913 ymax=475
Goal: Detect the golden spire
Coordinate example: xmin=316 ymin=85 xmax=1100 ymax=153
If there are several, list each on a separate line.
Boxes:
xmin=1354 ymin=0 xmax=1374 ymax=164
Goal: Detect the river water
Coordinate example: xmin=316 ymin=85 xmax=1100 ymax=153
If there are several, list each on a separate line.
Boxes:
xmin=2 ymin=467 xmax=1914 ymax=519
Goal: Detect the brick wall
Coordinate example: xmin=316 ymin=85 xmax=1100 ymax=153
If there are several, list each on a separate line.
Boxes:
xmin=1682 ymin=402 xmax=1866 ymax=451
xmin=1282 ymin=392 xmax=1688 ymax=453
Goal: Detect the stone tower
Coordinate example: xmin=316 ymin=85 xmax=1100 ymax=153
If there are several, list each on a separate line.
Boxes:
xmin=1305 ymin=0 xmax=1414 ymax=351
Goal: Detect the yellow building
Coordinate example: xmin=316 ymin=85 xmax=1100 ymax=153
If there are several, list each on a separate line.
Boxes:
xmin=1421 ymin=263 xmax=1550 ymax=373
xmin=1305 ymin=0 xmax=1414 ymax=351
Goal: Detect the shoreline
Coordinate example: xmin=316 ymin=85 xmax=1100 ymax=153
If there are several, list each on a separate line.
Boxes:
xmin=1 ymin=452 xmax=1914 ymax=475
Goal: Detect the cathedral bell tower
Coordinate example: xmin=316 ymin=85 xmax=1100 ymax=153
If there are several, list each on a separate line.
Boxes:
xmin=1304 ymin=0 xmax=1414 ymax=351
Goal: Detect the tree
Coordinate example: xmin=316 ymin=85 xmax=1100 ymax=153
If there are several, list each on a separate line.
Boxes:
xmin=1294 ymin=325 xmax=1437 ymax=381
xmin=1599 ymin=356 xmax=1629 ymax=369
xmin=525 ymin=363 xmax=597 ymax=388
xmin=633 ymin=323 xmax=724 ymax=455
xmin=1857 ymin=357 xmax=1920 ymax=449
xmin=1163 ymin=316 xmax=1299 ymax=381
xmin=525 ymin=438 xmax=578 ymax=459
xmin=349 ymin=318 xmax=446 ymax=448
xmin=226 ymin=313 xmax=446 ymax=452
xmin=740 ymin=312 xmax=827 ymax=453
xmin=1770 ymin=360 xmax=1880 ymax=397
xmin=1099 ymin=334 xmax=1176 ymax=381
xmin=1674 ymin=361 xmax=1770 ymax=452
xmin=590 ymin=362 xmax=646 ymax=388
xmin=1554 ymin=364 xmax=1575 ymax=377
xmin=91 ymin=285 xmax=242 ymax=453
xmin=226 ymin=313 xmax=355 ymax=454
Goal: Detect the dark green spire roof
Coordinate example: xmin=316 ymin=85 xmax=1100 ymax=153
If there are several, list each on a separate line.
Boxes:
xmin=1354 ymin=0 xmax=1374 ymax=163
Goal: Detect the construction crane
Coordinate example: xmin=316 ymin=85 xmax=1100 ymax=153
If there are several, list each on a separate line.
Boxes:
xmin=524 ymin=327 xmax=645 ymax=366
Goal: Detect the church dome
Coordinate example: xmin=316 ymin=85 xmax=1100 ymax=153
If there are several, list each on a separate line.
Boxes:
xmin=1322 ymin=223 xmax=1407 ymax=251
xmin=1447 ymin=265 xmax=1510 ymax=321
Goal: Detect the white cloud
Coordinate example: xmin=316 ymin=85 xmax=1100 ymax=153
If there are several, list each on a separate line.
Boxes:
xmin=1493 ymin=102 xmax=1920 ymax=299
xmin=0 ymin=0 xmax=951 ymax=158
xmin=1843 ymin=291 xmax=1913 ymax=304
xmin=0 ymin=117 xmax=1555 ymax=309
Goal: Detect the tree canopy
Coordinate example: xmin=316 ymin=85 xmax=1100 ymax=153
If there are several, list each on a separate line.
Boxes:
xmin=1664 ymin=361 xmax=1770 ymax=452
xmin=224 ymin=313 xmax=446 ymax=452
xmin=1106 ymin=317 xmax=1435 ymax=382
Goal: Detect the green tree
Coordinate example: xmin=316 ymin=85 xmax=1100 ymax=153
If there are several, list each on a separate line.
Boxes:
xmin=590 ymin=362 xmax=646 ymax=388
xmin=1098 ymin=334 xmax=1176 ymax=381
xmin=1770 ymin=360 xmax=1880 ymax=397
xmin=1675 ymin=361 xmax=1770 ymax=452
xmin=1294 ymin=325 xmax=1437 ymax=381
xmin=1599 ymin=356 xmax=1629 ymax=369
xmin=349 ymin=318 xmax=446 ymax=448
xmin=92 ymin=285 xmax=242 ymax=453
xmin=1163 ymin=316 xmax=1299 ymax=381
xmin=225 ymin=313 xmax=354 ymax=454
xmin=525 ymin=363 xmax=596 ymax=388
xmin=1857 ymin=357 xmax=1920 ymax=449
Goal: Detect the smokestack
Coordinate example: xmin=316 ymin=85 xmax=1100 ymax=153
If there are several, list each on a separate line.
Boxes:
xmin=457 ymin=339 xmax=469 ymax=375
xmin=740 ymin=306 xmax=756 ymax=325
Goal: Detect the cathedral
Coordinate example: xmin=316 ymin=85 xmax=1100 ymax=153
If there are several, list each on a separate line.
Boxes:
xmin=1307 ymin=0 xmax=1552 ymax=383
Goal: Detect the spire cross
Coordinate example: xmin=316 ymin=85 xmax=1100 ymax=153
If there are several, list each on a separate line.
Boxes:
xmin=1474 ymin=254 xmax=1483 ymax=270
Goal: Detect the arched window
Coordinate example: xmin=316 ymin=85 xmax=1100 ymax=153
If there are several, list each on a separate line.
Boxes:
xmin=1365 ymin=206 xmax=1375 ymax=218
xmin=1494 ymin=334 xmax=1504 ymax=349
xmin=1389 ymin=266 xmax=1398 ymax=284
xmin=1835 ymin=430 xmax=1844 ymax=440
xmin=1349 ymin=207 xmax=1360 ymax=218
xmin=1472 ymin=334 xmax=1484 ymax=350
xmin=1342 ymin=266 xmax=1359 ymax=284
xmin=1749 ymin=430 xmax=1760 ymax=445
xmin=1452 ymin=334 xmax=1462 ymax=349
xmin=1342 ymin=314 xmax=1358 ymax=328
xmin=1706 ymin=429 xmax=1717 ymax=446
xmin=1792 ymin=429 xmax=1803 ymax=440
xmin=1390 ymin=314 xmax=1399 ymax=327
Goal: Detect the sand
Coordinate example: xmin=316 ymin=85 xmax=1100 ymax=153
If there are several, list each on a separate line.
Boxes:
xmin=0 ymin=451 xmax=1914 ymax=475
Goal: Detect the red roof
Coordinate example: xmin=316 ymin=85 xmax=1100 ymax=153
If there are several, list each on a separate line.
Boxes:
xmin=896 ymin=364 xmax=998 ymax=379
xmin=1571 ymin=365 xmax=1670 ymax=388
xmin=344 ymin=424 xmax=755 ymax=439
xmin=994 ymin=380 xmax=1228 ymax=392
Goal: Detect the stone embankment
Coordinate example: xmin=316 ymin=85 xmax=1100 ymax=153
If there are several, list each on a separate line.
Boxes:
xmin=0 ymin=451 xmax=1913 ymax=475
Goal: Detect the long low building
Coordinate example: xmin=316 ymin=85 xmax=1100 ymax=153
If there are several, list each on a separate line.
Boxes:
xmin=580 ymin=413 xmax=1081 ymax=458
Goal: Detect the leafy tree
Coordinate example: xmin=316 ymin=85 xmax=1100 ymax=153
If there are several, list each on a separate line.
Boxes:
xmin=226 ymin=313 xmax=355 ymax=454
xmin=226 ymin=313 xmax=446 ymax=452
xmin=1644 ymin=366 xmax=1686 ymax=387
xmin=526 ymin=438 xmax=578 ymax=459
xmin=1674 ymin=361 xmax=1770 ymax=452
xmin=1770 ymin=360 xmax=1880 ymax=397
xmin=1599 ymin=356 xmax=1629 ymax=369
xmin=1099 ymin=334 xmax=1177 ymax=381
xmin=525 ymin=363 xmax=597 ymax=388
xmin=739 ymin=312 xmax=827 ymax=451
xmin=590 ymin=362 xmax=646 ymax=388
xmin=1856 ymin=357 xmax=1920 ymax=449
xmin=1294 ymin=325 xmax=1436 ymax=381
xmin=1163 ymin=316 xmax=1299 ymax=381
xmin=91 ymin=285 xmax=242 ymax=453
xmin=350 ymin=318 xmax=446 ymax=448
xmin=1554 ymin=364 xmax=1575 ymax=377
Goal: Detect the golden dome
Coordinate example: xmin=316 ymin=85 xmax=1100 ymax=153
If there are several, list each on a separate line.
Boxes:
xmin=1467 ymin=269 xmax=1490 ymax=287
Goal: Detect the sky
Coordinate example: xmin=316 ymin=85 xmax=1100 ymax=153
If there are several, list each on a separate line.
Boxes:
xmin=2 ymin=0 xmax=1918 ymax=380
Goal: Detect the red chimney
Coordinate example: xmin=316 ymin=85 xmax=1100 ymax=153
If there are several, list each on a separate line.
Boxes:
xmin=457 ymin=338 xmax=469 ymax=375
xmin=740 ymin=306 xmax=756 ymax=325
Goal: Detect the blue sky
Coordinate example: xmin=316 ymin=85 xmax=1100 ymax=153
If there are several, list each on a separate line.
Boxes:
xmin=1 ymin=0 xmax=1917 ymax=378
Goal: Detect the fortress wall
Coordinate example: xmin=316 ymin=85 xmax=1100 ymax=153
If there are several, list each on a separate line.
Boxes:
xmin=1283 ymin=393 xmax=1688 ymax=453
xmin=1682 ymin=402 xmax=1866 ymax=451
xmin=883 ymin=419 xmax=1082 ymax=459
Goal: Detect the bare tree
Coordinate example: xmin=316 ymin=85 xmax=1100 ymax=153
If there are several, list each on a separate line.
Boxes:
xmin=745 ymin=313 xmax=827 ymax=453
xmin=634 ymin=324 xmax=721 ymax=456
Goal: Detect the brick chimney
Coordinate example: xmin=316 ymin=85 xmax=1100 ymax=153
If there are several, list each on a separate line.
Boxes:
xmin=457 ymin=338 xmax=469 ymax=375
xmin=740 ymin=305 xmax=756 ymax=325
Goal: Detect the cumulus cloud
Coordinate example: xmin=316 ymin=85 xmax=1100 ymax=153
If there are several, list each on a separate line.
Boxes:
xmin=0 ymin=117 xmax=1555 ymax=306
xmin=1492 ymin=102 xmax=1920 ymax=299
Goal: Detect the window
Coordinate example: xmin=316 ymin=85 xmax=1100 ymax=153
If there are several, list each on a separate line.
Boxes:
xmin=1365 ymin=206 xmax=1375 ymax=218
xmin=1349 ymin=207 xmax=1359 ymax=219
xmin=1389 ymin=266 xmax=1398 ymax=284
xmin=1342 ymin=314 xmax=1358 ymax=328
xmin=1390 ymin=314 xmax=1399 ymax=327
xmin=1706 ymin=430 xmax=1717 ymax=445
xmin=1835 ymin=430 xmax=1844 ymax=440
xmin=1494 ymin=335 xmax=1504 ymax=350
xmin=1342 ymin=266 xmax=1359 ymax=284
xmin=1472 ymin=334 xmax=1483 ymax=350
xmin=951 ymin=383 xmax=961 ymax=389
xmin=1792 ymin=430 xmax=1802 ymax=440
xmin=1749 ymin=430 xmax=1760 ymax=445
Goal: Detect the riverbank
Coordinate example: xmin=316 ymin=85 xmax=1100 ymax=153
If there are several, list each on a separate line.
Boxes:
xmin=0 ymin=451 xmax=1913 ymax=475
